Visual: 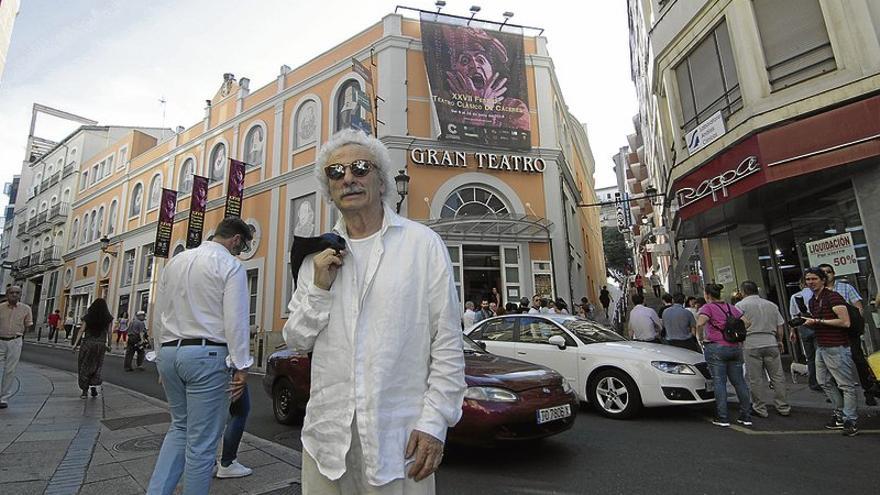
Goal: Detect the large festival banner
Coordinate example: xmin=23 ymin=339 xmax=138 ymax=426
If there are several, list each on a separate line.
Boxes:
xmin=420 ymin=13 xmax=531 ymax=150
xmin=153 ymin=188 xmax=177 ymax=258
xmin=185 ymin=175 xmax=208 ymax=249
xmin=225 ymin=159 xmax=245 ymax=218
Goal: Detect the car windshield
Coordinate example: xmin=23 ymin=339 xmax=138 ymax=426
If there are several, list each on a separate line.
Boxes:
xmin=562 ymin=319 xmax=626 ymax=344
xmin=462 ymin=335 xmax=487 ymax=353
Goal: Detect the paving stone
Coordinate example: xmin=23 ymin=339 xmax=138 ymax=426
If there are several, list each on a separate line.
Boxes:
xmin=78 ymin=475 xmax=143 ymax=495
xmin=0 ymin=479 xmax=49 ymax=494
xmin=237 ymin=448 xmax=282 ymax=468
xmin=16 ymin=430 xmax=78 ymax=442
xmin=0 ymin=439 xmax=71 ymax=454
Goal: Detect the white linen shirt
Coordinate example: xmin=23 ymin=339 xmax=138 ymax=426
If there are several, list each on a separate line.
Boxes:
xmin=283 ymin=206 xmax=466 ymax=486
xmin=628 ymin=304 xmax=662 ymax=341
xmin=153 ymin=241 xmax=253 ymax=370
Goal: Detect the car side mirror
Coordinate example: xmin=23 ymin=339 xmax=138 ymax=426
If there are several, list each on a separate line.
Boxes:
xmin=477 ymin=341 xmax=487 ymax=350
xmin=548 ymin=335 xmax=566 ymax=350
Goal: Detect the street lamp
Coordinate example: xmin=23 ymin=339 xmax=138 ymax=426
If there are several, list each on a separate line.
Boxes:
xmin=467 ymin=5 xmax=481 ymax=25
xmin=395 ymin=169 xmax=410 ymax=214
xmin=435 ymin=0 xmax=446 ymax=13
xmin=500 ymin=11 xmax=514 ymax=30
xmin=99 ymin=235 xmax=118 ymax=257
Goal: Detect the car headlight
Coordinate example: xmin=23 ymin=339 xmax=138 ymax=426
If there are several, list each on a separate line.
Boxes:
xmin=464 ymin=386 xmax=519 ymax=402
xmin=561 ymin=379 xmax=573 ymax=394
xmin=651 ymin=361 xmax=696 ymax=375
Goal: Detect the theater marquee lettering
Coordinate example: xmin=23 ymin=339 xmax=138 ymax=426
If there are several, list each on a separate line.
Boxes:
xmin=409 ymin=147 xmax=546 ymax=173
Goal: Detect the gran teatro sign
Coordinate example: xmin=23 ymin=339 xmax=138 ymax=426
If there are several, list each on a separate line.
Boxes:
xmin=410 ymin=147 xmax=546 ymax=173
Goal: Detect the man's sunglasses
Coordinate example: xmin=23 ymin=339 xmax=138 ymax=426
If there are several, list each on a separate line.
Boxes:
xmin=324 ymin=159 xmax=375 ymax=181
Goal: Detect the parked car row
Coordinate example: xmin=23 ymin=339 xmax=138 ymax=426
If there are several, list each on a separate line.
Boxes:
xmin=263 ymin=315 xmax=713 ymax=446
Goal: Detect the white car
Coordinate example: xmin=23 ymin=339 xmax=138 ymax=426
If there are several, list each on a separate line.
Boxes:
xmin=465 ymin=314 xmax=714 ymax=419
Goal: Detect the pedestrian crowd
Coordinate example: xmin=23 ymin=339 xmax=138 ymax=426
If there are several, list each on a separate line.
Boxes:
xmin=624 ymin=264 xmax=877 ymax=437
xmin=462 ymin=291 xmax=607 ymax=330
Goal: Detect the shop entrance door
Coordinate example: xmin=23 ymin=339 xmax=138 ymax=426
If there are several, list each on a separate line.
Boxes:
xmin=462 ymin=245 xmax=501 ymax=307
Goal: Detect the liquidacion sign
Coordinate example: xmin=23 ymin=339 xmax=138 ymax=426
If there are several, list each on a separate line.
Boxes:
xmin=410 ymin=147 xmax=546 ymax=173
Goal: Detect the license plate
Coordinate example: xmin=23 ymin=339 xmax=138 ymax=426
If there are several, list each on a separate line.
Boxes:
xmin=536 ymin=404 xmax=571 ymax=424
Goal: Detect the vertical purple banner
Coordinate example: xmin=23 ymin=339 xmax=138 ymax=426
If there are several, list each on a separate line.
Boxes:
xmin=225 ymin=159 xmax=245 ymax=218
xmin=153 ymin=188 xmax=178 ymax=258
xmin=186 ymin=175 xmax=209 ymax=249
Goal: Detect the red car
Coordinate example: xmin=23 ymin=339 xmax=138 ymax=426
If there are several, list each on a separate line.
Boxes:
xmin=262 ymin=336 xmax=578 ymax=446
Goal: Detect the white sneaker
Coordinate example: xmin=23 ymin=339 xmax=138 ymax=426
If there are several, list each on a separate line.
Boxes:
xmin=216 ymin=460 xmax=253 ymax=478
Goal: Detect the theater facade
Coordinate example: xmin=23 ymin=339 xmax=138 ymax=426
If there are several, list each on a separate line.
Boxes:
xmin=12 ymin=11 xmax=605 ymax=366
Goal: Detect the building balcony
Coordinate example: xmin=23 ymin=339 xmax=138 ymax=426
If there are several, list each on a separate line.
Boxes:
xmin=28 ymin=210 xmax=50 ymax=234
xmin=41 ymin=246 xmax=62 ymax=269
xmin=62 ymin=164 xmax=75 ymax=177
xmin=0 ymin=244 xmax=8 ymax=259
xmin=48 ymin=202 xmax=69 ymax=224
xmin=16 ymin=222 xmax=29 ymax=239
xmin=49 ymin=172 xmax=61 ymax=187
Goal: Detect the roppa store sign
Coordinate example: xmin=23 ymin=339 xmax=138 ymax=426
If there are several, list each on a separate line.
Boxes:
xmin=806 ymin=232 xmax=860 ymax=276
xmin=410 ymin=147 xmax=546 ymax=173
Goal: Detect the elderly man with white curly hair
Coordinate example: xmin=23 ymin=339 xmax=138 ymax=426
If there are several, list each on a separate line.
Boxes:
xmin=284 ymin=129 xmax=466 ymax=494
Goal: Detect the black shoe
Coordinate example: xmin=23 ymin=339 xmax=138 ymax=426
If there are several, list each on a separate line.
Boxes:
xmin=124 ymin=368 xmax=134 ymax=372
xmin=0 ymin=402 xmax=8 ymax=409
xmin=865 ymin=394 xmax=877 ymax=407
xmin=809 ymin=386 xmax=823 ymax=392
xmin=825 ymin=416 xmax=844 ymax=430
xmin=842 ymin=420 xmax=859 ymax=437
xmin=711 ymin=417 xmax=730 ymax=427
xmin=90 ymin=387 xmax=98 ymax=397
xmin=80 ymin=391 xmax=87 ymax=399
xmin=736 ymin=418 xmax=753 ymax=427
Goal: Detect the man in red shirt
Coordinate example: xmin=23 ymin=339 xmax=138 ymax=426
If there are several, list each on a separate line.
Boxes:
xmin=801 ymin=267 xmax=857 ymax=436
xmin=47 ymin=309 xmax=61 ymax=343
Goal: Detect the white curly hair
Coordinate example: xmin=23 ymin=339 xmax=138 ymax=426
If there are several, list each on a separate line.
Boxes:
xmin=314 ymin=129 xmax=397 ymax=208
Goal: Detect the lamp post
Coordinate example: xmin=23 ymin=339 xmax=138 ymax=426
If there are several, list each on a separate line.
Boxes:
xmin=395 ymin=169 xmax=410 ymax=214
xmin=99 ymin=235 xmax=118 ymax=257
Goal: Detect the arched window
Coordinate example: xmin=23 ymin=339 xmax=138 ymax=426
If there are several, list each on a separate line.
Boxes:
xmin=107 ymin=200 xmax=118 ymax=235
xmin=243 ymin=125 xmax=265 ymax=168
xmin=50 ymin=196 xmax=58 ymax=207
xmin=70 ymin=219 xmax=79 ymax=248
xmin=80 ymin=214 xmax=89 ymax=245
xmin=295 ymin=100 xmax=318 ymax=148
xmin=130 ymin=183 xmax=143 ymax=217
xmin=96 ymin=206 xmax=105 ymax=240
xmin=90 ymin=209 xmax=99 ymax=242
xmin=62 ymin=188 xmax=71 ymax=204
xmin=335 ymin=80 xmax=361 ymax=132
xmin=440 ymin=186 xmax=510 ymax=219
xmin=39 ymin=201 xmax=47 ymax=212
xmin=148 ymin=174 xmax=163 ymax=209
xmin=178 ymin=158 xmax=195 ymax=194
xmin=209 ymin=143 xmax=226 ymax=183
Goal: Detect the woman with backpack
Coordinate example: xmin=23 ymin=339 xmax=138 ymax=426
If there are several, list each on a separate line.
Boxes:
xmin=696 ymin=283 xmax=752 ymax=428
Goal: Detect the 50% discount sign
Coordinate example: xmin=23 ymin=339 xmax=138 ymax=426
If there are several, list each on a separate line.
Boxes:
xmin=806 ymin=233 xmax=860 ymax=276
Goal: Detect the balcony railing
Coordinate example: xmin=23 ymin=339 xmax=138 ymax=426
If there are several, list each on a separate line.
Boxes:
xmin=16 ymin=222 xmax=28 ymax=239
xmin=49 ymin=172 xmax=61 ymax=187
xmin=41 ymin=246 xmax=62 ymax=267
xmin=62 ymin=164 xmax=75 ymax=177
xmin=28 ymin=210 xmax=50 ymax=234
xmin=48 ymin=202 xmax=69 ymax=224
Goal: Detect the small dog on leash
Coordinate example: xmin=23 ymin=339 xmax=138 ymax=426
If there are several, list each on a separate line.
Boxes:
xmin=790 ymin=362 xmax=809 ymax=383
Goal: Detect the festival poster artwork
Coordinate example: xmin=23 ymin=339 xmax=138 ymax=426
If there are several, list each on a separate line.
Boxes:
xmin=225 ymin=159 xmax=246 ymax=218
xmin=153 ymin=188 xmax=178 ymax=258
xmin=420 ymin=13 xmax=531 ymax=150
xmin=185 ymin=175 xmax=209 ymax=249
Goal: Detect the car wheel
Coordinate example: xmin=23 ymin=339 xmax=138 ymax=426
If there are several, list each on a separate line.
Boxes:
xmin=272 ymin=378 xmax=301 ymax=425
xmin=588 ymin=369 xmax=642 ymax=419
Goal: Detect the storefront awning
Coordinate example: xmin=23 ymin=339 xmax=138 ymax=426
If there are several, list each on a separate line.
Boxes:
xmin=422 ymin=213 xmax=553 ymax=242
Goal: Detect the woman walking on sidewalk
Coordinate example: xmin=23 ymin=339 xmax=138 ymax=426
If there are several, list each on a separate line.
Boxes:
xmin=72 ymin=299 xmax=113 ymax=398
xmin=114 ymin=311 xmax=129 ymax=349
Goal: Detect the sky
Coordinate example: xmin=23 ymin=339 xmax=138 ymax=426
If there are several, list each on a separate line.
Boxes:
xmin=0 ymin=0 xmax=638 ymax=211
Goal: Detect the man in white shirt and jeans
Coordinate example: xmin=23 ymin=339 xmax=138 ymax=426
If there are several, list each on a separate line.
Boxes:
xmin=285 ymin=129 xmax=466 ymax=494
xmin=147 ymin=217 xmax=254 ymax=495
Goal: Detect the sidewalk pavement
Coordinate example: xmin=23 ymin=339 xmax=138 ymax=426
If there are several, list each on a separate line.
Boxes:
xmin=0 ymin=361 xmax=301 ymax=495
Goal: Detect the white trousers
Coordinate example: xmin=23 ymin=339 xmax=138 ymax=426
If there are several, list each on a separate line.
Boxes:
xmin=0 ymin=337 xmax=23 ymax=403
xmin=301 ymin=420 xmax=435 ymax=495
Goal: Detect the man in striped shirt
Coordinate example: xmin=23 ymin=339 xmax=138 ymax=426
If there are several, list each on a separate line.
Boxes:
xmin=801 ymin=267 xmax=857 ymax=437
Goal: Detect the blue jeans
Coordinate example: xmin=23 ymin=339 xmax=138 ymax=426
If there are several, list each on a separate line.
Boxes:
xmin=815 ymin=345 xmax=858 ymax=422
xmin=147 ymin=345 xmax=230 ymax=495
xmin=704 ymin=343 xmax=751 ymax=421
xmin=220 ymin=383 xmax=250 ymax=466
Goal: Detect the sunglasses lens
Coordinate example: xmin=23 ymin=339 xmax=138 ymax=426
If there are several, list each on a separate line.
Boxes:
xmin=352 ymin=160 xmax=371 ymax=177
xmin=325 ymin=165 xmax=345 ymax=180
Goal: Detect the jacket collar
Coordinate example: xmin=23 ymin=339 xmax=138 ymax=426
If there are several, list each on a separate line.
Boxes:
xmin=332 ymin=204 xmax=404 ymax=241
